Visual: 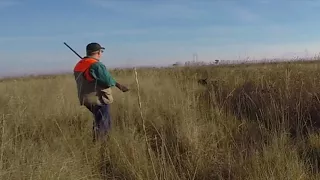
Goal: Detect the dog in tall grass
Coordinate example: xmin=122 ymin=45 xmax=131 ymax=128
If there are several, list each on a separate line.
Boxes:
xmin=197 ymin=77 xmax=320 ymax=139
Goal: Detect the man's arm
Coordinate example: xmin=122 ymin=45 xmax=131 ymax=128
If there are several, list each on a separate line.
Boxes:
xmin=89 ymin=62 xmax=129 ymax=92
xmin=115 ymin=82 xmax=129 ymax=92
xmin=89 ymin=62 xmax=116 ymax=88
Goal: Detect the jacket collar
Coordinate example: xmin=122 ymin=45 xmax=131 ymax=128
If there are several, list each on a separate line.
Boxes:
xmin=83 ymin=56 xmax=100 ymax=61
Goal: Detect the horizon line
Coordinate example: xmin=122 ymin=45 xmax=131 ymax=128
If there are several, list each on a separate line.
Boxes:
xmin=1 ymin=57 xmax=319 ymax=80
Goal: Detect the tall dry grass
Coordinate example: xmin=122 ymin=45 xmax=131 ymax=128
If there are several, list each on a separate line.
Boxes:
xmin=1 ymin=62 xmax=320 ymax=179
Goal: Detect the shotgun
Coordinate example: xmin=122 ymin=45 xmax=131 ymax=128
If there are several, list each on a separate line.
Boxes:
xmin=63 ymin=42 xmax=82 ymax=59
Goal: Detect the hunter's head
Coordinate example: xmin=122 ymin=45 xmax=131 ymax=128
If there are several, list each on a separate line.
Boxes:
xmin=86 ymin=42 xmax=105 ymax=59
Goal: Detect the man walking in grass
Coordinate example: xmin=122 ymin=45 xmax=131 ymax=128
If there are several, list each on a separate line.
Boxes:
xmin=73 ymin=42 xmax=129 ymax=141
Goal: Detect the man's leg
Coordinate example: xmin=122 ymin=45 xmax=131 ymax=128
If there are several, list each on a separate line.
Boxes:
xmin=85 ymin=104 xmax=111 ymax=142
xmin=93 ymin=104 xmax=112 ymax=141
xmin=85 ymin=104 xmax=98 ymax=142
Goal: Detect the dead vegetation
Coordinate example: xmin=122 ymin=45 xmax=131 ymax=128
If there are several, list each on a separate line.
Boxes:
xmin=1 ymin=62 xmax=320 ymax=179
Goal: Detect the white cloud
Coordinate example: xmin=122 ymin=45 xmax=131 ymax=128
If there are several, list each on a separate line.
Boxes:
xmin=190 ymin=40 xmax=320 ymax=61
xmin=0 ymin=32 xmax=106 ymax=42
xmin=231 ymin=6 xmax=260 ymax=23
xmin=0 ymin=0 xmax=20 ymax=9
xmin=86 ymin=0 xmax=265 ymax=25
xmin=259 ymin=0 xmax=270 ymax=4
xmin=103 ymin=36 xmax=320 ymax=63
xmin=108 ymin=29 xmax=149 ymax=36
xmin=1 ymin=38 xmax=320 ymax=77
xmin=86 ymin=0 xmax=224 ymax=20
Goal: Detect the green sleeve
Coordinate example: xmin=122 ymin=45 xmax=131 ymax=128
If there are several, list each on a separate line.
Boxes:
xmin=89 ymin=62 xmax=116 ymax=87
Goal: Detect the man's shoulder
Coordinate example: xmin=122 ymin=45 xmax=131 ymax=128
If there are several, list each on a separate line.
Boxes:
xmin=90 ymin=61 xmax=105 ymax=69
xmin=89 ymin=61 xmax=111 ymax=76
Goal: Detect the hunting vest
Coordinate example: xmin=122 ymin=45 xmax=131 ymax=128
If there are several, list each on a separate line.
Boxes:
xmin=73 ymin=57 xmax=113 ymax=106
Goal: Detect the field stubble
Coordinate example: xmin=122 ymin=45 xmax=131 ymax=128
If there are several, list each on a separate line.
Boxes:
xmin=0 ymin=63 xmax=320 ymax=179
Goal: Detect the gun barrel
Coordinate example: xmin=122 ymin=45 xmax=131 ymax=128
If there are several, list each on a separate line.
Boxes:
xmin=63 ymin=42 xmax=82 ymax=59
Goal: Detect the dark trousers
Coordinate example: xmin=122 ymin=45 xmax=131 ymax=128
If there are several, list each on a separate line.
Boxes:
xmin=85 ymin=104 xmax=111 ymax=142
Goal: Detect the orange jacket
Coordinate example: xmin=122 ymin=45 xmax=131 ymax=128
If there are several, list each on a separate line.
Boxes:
xmin=73 ymin=57 xmax=98 ymax=81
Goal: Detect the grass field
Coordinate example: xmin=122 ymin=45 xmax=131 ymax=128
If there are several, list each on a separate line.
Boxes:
xmin=1 ymin=61 xmax=320 ymax=179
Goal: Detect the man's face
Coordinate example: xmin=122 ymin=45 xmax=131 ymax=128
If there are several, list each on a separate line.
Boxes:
xmin=98 ymin=49 xmax=104 ymax=58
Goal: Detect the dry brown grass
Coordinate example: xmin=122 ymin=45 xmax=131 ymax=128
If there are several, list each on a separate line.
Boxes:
xmin=1 ymin=62 xmax=320 ymax=179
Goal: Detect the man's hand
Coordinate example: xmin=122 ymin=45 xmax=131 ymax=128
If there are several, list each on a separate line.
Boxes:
xmin=116 ymin=82 xmax=129 ymax=92
xmin=120 ymin=85 xmax=129 ymax=92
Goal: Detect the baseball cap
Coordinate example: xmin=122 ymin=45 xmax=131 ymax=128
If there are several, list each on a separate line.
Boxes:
xmin=86 ymin=42 xmax=105 ymax=53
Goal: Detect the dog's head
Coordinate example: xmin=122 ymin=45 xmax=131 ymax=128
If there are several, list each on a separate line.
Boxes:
xmin=197 ymin=78 xmax=208 ymax=85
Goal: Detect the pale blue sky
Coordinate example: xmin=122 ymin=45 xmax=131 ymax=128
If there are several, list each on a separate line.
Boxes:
xmin=1 ymin=0 xmax=320 ymax=76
